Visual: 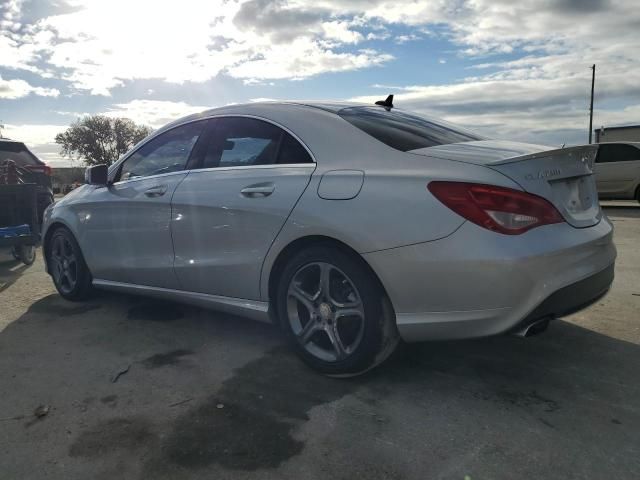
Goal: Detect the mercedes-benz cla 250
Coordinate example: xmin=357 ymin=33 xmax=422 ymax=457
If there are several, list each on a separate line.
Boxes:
xmin=42 ymin=100 xmax=616 ymax=375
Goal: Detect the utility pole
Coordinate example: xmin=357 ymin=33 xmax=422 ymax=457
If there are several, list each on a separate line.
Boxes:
xmin=588 ymin=64 xmax=595 ymax=144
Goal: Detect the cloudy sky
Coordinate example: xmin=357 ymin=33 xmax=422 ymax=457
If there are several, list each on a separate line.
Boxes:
xmin=1 ymin=0 xmax=639 ymax=166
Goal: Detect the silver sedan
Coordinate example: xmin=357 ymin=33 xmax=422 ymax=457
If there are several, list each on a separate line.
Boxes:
xmin=42 ymin=100 xmax=616 ymax=375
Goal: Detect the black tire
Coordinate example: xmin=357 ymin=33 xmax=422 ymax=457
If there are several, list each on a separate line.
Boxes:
xmin=47 ymin=227 xmax=93 ymax=301
xmin=13 ymin=245 xmax=36 ymax=265
xmin=276 ymin=245 xmax=399 ymax=376
xmin=636 ymin=185 xmax=640 ymax=204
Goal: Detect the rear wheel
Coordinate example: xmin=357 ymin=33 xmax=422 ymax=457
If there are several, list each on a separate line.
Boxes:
xmin=48 ymin=227 xmax=92 ymax=301
xmin=12 ymin=245 xmax=36 ymax=265
xmin=277 ymin=245 xmax=399 ymax=376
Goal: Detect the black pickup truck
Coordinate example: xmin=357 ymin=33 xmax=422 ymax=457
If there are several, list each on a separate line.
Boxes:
xmin=0 ymin=139 xmax=54 ymax=223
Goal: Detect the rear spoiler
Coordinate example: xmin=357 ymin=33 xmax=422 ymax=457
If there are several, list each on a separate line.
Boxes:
xmin=489 ymin=144 xmax=599 ymax=169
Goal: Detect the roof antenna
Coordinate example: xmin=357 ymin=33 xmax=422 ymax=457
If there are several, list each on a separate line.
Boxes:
xmin=375 ymin=94 xmax=394 ymax=110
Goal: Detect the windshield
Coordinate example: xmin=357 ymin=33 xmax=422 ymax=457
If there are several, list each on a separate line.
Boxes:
xmin=338 ymin=106 xmax=485 ymax=152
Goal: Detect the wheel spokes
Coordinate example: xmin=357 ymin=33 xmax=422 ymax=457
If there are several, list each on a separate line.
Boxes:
xmin=324 ymin=324 xmax=348 ymax=360
xmin=334 ymin=307 xmax=364 ymax=320
xmin=298 ymin=319 xmax=320 ymax=344
xmin=50 ymin=235 xmax=77 ymax=293
xmin=287 ymin=261 xmax=366 ymax=363
xmin=289 ymin=283 xmax=316 ymax=313
xmin=319 ymin=263 xmax=333 ymax=302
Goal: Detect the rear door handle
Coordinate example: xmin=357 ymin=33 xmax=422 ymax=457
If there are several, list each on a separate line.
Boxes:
xmin=240 ymin=183 xmax=275 ymax=197
xmin=144 ymin=185 xmax=168 ymax=197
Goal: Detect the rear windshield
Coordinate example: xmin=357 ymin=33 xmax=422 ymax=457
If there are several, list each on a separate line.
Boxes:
xmin=0 ymin=141 xmax=40 ymax=166
xmin=338 ymin=106 xmax=484 ymax=152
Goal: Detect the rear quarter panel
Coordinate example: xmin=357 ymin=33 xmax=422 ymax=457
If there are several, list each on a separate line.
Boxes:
xmin=259 ymin=151 xmax=523 ymax=300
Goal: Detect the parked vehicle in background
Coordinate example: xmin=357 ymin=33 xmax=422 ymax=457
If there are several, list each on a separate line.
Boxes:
xmin=0 ymin=139 xmax=54 ymax=222
xmin=41 ymin=100 xmax=616 ymax=375
xmin=594 ymin=142 xmax=640 ymax=203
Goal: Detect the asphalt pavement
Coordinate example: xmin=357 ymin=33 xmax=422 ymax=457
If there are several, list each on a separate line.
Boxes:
xmin=0 ymin=204 xmax=638 ymax=480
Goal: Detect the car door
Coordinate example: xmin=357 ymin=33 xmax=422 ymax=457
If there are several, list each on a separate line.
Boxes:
xmin=80 ymin=120 xmax=207 ymax=288
xmin=594 ymin=144 xmax=640 ymax=198
xmin=171 ymin=116 xmax=316 ymax=300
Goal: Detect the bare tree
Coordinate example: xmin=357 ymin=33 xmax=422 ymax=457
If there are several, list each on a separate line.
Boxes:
xmin=55 ymin=116 xmax=153 ymax=166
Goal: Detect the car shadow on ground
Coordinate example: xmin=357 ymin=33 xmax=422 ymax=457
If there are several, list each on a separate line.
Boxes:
xmin=1 ymin=291 xmax=639 ymax=479
xmin=0 ymin=251 xmax=33 ymax=293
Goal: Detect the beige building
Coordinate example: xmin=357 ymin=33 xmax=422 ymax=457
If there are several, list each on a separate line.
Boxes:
xmin=595 ymin=125 xmax=640 ymax=143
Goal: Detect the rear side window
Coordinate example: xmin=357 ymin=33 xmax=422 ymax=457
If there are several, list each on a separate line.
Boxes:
xmin=0 ymin=141 xmax=40 ymax=166
xmin=278 ymin=131 xmax=313 ymax=164
xmin=596 ymin=144 xmax=640 ymax=163
xmin=201 ymin=117 xmax=313 ymax=169
xmin=338 ymin=106 xmax=484 ymax=152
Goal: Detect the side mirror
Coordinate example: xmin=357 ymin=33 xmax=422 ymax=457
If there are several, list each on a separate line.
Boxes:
xmin=85 ymin=164 xmax=108 ymax=185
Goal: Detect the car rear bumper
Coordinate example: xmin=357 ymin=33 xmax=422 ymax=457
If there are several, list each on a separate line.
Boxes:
xmin=363 ymin=218 xmax=616 ymax=342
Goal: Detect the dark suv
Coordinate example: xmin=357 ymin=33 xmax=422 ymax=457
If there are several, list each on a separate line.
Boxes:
xmin=0 ymin=139 xmax=54 ymax=223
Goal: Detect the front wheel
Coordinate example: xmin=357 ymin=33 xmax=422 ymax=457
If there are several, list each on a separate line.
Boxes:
xmin=48 ymin=227 xmax=93 ymax=301
xmin=277 ymin=245 xmax=399 ymax=376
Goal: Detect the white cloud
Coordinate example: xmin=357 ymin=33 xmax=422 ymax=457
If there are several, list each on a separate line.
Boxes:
xmin=228 ymin=39 xmax=392 ymax=80
xmin=352 ymin=73 xmax=640 ymax=145
xmin=102 ymin=100 xmax=210 ymax=128
xmin=366 ymin=31 xmax=390 ymax=41
xmin=0 ymin=0 xmax=392 ymax=94
xmin=394 ymin=34 xmax=421 ymax=44
xmin=1 ymin=0 xmax=640 ymax=147
xmin=322 ymin=20 xmax=363 ymax=44
xmin=0 ymin=75 xmax=59 ymax=99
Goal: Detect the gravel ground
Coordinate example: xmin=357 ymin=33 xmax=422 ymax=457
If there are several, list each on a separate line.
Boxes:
xmin=0 ymin=204 xmax=638 ymax=480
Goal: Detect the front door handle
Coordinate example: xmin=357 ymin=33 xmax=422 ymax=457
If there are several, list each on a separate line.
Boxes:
xmin=240 ymin=183 xmax=275 ymax=197
xmin=144 ymin=185 xmax=168 ymax=197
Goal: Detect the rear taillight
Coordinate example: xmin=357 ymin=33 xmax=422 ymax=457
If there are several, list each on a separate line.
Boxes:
xmin=25 ymin=164 xmax=52 ymax=176
xmin=428 ymin=181 xmax=564 ymax=235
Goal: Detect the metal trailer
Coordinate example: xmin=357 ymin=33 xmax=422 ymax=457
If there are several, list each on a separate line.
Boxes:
xmin=0 ymin=161 xmax=41 ymax=265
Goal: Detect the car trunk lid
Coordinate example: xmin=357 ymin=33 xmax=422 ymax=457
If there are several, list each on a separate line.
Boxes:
xmin=410 ymin=140 xmax=601 ymax=228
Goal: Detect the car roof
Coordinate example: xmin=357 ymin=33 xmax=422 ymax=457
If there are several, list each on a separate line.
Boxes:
xmin=155 ymin=100 xmax=373 ymax=137
xmin=200 ymin=100 xmax=366 ymax=116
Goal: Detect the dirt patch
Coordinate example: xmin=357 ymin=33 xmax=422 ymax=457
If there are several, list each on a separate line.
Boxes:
xmin=163 ymin=398 xmax=304 ymax=470
xmin=127 ymin=302 xmax=184 ymax=322
xmin=100 ymin=395 xmax=118 ymax=407
xmin=69 ymin=417 xmax=156 ymax=458
xmin=150 ymin=348 xmax=360 ymax=472
xmin=143 ymin=349 xmax=194 ymax=368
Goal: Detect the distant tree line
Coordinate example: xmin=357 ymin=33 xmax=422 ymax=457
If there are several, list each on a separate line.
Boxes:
xmin=55 ymin=115 xmax=153 ymax=166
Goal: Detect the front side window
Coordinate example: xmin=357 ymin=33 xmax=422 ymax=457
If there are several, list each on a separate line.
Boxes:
xmin=118 ymin=121 xmax=204 ymax=181
xmin=596 ymin=144 xmax=640 ymax=163
xmin=201 ymin=117 xmax=313 ymax=169
xmin=338 ymin=106 xmax=484 ymax=152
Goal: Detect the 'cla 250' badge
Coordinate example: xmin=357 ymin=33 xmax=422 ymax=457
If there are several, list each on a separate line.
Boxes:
xmin=525 ymin=168 xmax=563 ymax=180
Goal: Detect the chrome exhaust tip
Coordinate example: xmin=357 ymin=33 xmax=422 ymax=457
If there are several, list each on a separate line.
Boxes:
xmin=512 ymin=318 xmax=550 ymax=337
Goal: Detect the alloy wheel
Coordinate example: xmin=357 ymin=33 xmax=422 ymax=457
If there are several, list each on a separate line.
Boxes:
xmin=50 ymin=234 xmax=78 ymax=295
xmin=286 ymin=262 xmax=365 ymax=362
